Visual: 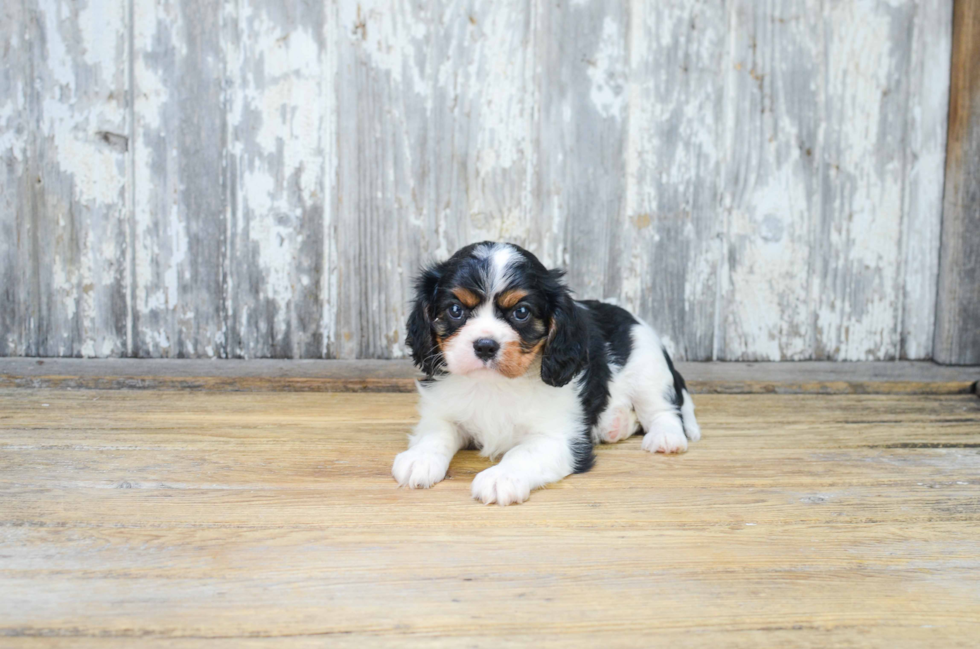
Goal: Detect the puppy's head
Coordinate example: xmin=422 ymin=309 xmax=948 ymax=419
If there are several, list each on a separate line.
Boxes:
xmin=406 ymin=242 xmax=587 ymax=385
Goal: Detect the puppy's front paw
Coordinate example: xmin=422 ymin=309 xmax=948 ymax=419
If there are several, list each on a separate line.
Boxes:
xmin=471 ymin=466 xmax=532 ymax=506
xmin=641 ymin=413 xmax=688 ymax=454
xmin=392 ymin=448 xmax=450 ymax=488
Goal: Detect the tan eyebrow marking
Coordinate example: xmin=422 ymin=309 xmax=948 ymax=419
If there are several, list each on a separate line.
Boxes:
xmin=451 ymin=287 xmax=480 ymax=308
xmin=497 ymin=289 xmax=528 ymax=309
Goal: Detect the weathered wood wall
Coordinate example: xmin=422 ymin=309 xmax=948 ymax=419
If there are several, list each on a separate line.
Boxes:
xmin=0 ymin=0 xmax=955 ymax=361
xmin=935 ymin=0 xmax=980 ymax=365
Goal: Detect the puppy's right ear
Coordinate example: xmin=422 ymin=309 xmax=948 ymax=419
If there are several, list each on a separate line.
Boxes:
xmin=406 ymin=263 xmax=444 ymax=376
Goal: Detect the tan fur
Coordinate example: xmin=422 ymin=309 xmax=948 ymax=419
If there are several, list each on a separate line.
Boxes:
xmin=496 ymin=340 xmax=545 ymax=378
xmin=452 ymin=288 xmax=480 ymax=308
xmin=497 ymin=289 xmax=528 ymax=309
xmin=435 ymin=328 xmax=459 ymax=354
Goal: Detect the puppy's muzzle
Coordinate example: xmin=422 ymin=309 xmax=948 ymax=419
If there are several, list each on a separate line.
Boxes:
xmin=473 ymin=338 xmax=500 ymax=362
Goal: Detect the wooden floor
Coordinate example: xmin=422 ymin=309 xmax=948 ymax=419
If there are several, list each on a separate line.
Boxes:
xmin=2 ymin=388 xmax=979 ymax=647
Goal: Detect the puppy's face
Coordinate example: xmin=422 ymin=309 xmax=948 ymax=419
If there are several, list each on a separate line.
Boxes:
xmin=407 ymin=242 xmax=586 ymax=385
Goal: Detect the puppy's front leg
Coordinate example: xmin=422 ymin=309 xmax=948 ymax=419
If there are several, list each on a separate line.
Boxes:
xmin=392 ymin=417 xmax=464 ymax=489
xmin=471 ymin=434 xmax=576 ymax=506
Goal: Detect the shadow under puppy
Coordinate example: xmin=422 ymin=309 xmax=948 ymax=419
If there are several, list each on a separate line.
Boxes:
xmin=393 ymin=242 xmax=700 ymax=505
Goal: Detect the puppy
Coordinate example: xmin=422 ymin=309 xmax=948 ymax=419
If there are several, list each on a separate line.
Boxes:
xmin=392 ymin=242 xmax=700 ymax=505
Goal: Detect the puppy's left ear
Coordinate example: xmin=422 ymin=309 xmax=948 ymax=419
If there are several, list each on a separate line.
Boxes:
xmin=406 ymin=262 xmax=445 ymax=376
xmin=541 ymin=271 xmax=588 ymax=387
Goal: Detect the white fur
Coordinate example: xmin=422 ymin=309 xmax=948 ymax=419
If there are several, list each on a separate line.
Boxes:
xmin=393 ymin=368 xmax=582 ymax=505
xmin=474 ymin=242 xmax=518 ymax=297
xmin=597 ymin=322 xmax=699 ymax=452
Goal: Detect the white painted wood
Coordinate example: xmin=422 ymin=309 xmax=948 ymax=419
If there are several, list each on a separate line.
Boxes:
xmin=334 ymin=0 xmax=534 ymax=359
xmin=0 ymin=0 xmax=34 ymax=355
xmin=902 ymin=0 xmax=953 ymax=360
xmin=532 ymin=0 xmax=628 ymax=302
xmin=131 ymin=0 xmax=228 ymax=358
xmin=716 ymin=0 xmax=823 ymax=361
xmin=15 ymin=0 xmax=130 ymax=358
xmin=0 ymin=0 xmax=958 ymax=361
xmin=623 ymin=0 xmax=726 ymax=360
xmin=225 ymin=0 xmax=336 ymax=359
xmin=809 ymin=0 xmax=921 ymax=361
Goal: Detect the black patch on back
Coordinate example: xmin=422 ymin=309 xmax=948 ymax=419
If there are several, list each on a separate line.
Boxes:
xmin=579 ymin=300 xmax=637 ymax=366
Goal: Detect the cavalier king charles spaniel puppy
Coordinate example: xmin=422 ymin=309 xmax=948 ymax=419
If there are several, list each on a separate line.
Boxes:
xmin=392 ymin=242 xmax=700 ymax=505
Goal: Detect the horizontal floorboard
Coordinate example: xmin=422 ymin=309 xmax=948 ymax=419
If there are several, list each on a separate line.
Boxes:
xmin=0 ymin=359 xmax=978 ymax=394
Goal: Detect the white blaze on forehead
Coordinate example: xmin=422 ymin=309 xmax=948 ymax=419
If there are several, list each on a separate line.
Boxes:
xmin=474 ymin=243 xmax=519 ymax=298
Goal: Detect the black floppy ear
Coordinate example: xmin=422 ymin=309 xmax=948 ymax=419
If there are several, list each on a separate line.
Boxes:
xmin=406 ymin=263 xmax=444 ymax=377
xmin=540 ymin=271 xmax=588 ymax=387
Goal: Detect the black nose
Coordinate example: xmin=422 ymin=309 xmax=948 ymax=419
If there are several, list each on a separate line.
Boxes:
xmin=473 ymin=338 xmax=500 ymax=362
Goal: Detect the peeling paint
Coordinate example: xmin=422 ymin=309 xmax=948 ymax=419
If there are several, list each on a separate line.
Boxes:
xmin=0 ymin=0 xmax=954 ymax=361
xmin=587 ymin=16 xmax=627 ymax=121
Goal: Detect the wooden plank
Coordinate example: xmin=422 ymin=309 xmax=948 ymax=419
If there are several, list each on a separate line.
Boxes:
xmin=901 ymin=0 xmax=953 ymax=359
xmin=809 ymin=0 xmax=919 ymax=361
xmin=0 ymin=359 xmax=977 ymax=394
xmin=531 ymin=0 xmax=628 ymax=302
xmin=333 ymin=0 xmax=534 ymax=359
xmin=26 ymin=0 xmax=130 ymax=357
xmin=1 ymin=629 xmax=978 ymax=649
xmin=717 ymin=0 xmax=821 ymax=361
xmin=424 ymin=0 xmax=536 ymax=250
xmin=935 ymin=0 xmax=980 ymax=365
xmin=223 ymin=0 xmax=336 ymax=359
xmin=717 ymin=0 xmax=944 ymax=361
xmin=0 ymin=0 xmax=34 ymax=355
xmin=131 ymin=0 xmax=228 ymax=358
xmin=1 ymin=390 xmax=978 ymax=646
xmin=621 ymin=0 xmax=725 ymax=359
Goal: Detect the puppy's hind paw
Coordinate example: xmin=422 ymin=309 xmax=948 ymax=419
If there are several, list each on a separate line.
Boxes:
xmin=640 ymin=413 xmax=688 ymax=454
xmin=392 ymin=448 xmax=450 ymax=488
xmin=598 ymin=407 xmax=640 ymax=443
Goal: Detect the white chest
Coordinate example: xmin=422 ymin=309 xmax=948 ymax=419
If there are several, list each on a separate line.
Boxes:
xmin=419 ymin=372 xmax=583 ymax=458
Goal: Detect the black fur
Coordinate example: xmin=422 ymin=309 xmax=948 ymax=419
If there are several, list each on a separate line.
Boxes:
xmin=540 ymin=272 xmax=589 ymax=388
xmin=579 ymin=300 xmax=636 ymax=367
xmin=562 ymin=304 xmax=610 ymax=473
xmin=661 ymin=345 xmax=691 ymax=439
xmin=405 ymin=263 xmax=445 ymax=377
xmin=661 ymin=345 xmax=686 ymax=409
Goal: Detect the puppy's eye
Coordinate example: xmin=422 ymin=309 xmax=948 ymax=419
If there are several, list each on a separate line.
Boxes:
xmin=447 ymin=304 xmax=465 ymax=320
xmin=512 ymin=305 xmax=531 ymax=322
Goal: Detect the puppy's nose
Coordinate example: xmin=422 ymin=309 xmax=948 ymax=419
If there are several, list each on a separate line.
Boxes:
xmin=473 ymin=338 xmax=500 ymax=362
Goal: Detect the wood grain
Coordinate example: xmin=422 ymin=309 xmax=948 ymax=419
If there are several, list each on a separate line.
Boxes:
xmin=935 ymin=0 xmax=980 ymax=365
xmin=1 ymin=389 xmax=979 ymax=647
xmin=131 ymin=0 xmax=229 ymax=358
xmin=0 ymin=1 xmax=960 ymax=362
xmin=0 ymin=358 xmax=974 ymax=395
xmin=10 ymin=0 xmax=131 ymax=358
xmin=622 ymin=0 xmax=724 ymax=359
xmin=0 ymin=0 xmax=33 ymax=356
xmin=1 ymin=358 xmax=977 ymax=394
